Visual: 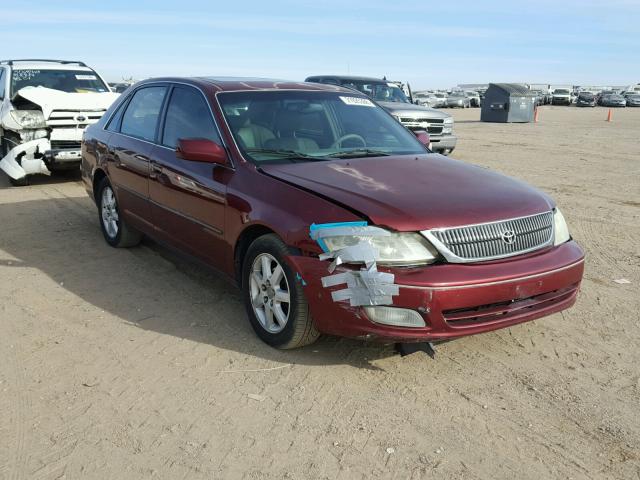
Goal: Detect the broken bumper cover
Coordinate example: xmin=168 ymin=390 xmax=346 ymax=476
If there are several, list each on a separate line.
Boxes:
xmin=0 ymin=138 xmax=52 ymax=180
xmin=0 ymin=138 xmax=81 ymax=180
xmin=287 ymin=241 xmax=584 ymax=342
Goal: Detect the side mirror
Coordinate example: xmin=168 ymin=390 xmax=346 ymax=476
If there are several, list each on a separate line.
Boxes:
xmin=413 ymin=130 xmax=431 ymax=148
xmin=176 ymin=138 xmax=228 ymax=165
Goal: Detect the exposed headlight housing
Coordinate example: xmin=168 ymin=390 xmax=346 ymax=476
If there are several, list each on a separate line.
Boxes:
xmin=322 ymin=231 xmax=438 ymax=266
xmin=10 ymin=110 xmax=47 ymax=129
xmin=553 ymin=208 xmax=571 ymax=246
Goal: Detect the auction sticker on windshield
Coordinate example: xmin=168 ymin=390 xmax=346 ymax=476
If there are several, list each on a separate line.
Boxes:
xmin=339 ymin=96 xmax=375 ymax=107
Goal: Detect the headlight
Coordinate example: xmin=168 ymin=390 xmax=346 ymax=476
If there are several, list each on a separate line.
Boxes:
xmin=322 ymin=231 xmax=438 ymax=266
xmin=10 ymin=110 xmax=47 ymax=129
xmin=444 ymin=117 xmax=454 ymax=125
xmin=553 ymin=208 xmax=571 ymax=246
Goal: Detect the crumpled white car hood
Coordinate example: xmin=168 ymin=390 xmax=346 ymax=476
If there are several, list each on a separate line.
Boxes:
xmin=14 ymin=86 xmax=120 ymax=118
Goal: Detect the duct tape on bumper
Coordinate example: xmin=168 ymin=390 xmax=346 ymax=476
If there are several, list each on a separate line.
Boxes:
xmin=310 ymin=222 xmax=399 ymax=307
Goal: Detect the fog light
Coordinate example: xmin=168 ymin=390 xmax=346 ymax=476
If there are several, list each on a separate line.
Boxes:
xmin=363 ymin=306 xmax=426 ymax=328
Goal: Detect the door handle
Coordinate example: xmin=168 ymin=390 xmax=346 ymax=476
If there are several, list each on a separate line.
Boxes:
xmin=149 ymin=162 xmax=163 ymax=179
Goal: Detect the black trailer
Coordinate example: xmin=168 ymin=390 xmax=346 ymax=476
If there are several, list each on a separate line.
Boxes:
xmin=480 ymin=83 xmax=537 ymax=123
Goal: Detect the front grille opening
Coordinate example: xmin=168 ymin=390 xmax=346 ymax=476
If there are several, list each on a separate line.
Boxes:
xmin=50 ymin=140 xmax=81 ymax=150
xmin=431 ymin=211 xmax=554 ymax=261
xmin=443 ymin=283 xmax=578 ymax=327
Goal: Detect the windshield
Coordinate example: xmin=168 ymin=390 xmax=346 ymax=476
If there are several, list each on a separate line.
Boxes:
xmin=579 ymin=93 xmax=594 ymax=98
xmin=218 ymin=90 xmax=426 ymax=164
xmin=339 ymin=80 xmax=410 ymax=104
xmin=554 ymin=89 xmax=570 ymax=94
xmin=11 ymin=68 xmax=109 ymax=95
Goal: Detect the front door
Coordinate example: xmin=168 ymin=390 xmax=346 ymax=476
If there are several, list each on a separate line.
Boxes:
xmin=148 ymin=85 xmax=229 ymax=270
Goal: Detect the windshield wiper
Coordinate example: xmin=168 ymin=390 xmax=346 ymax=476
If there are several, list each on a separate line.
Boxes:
xmin=320 ymin=149 xmax=392 ymax=159
xmin=245 ymin=148 xmax=325 ymax=162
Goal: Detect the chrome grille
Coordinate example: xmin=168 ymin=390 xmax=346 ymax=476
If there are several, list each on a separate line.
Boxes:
xmin=424 ymin=211 xmax=554 ymax=262
xmin=47 ymin=109 xmax=106 ymax=127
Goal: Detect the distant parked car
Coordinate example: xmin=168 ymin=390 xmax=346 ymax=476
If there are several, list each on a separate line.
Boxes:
xmin=531 ymin=90 xmax=547 ymax=106
xmin=465 ymin=91 xmax=481 ymax=107
xmin=600 ymin=94 xmax=626 ymax=107
xmin=413 ymin=92 xmax=438 ymax=108
xmin=623 ymin=93 xmax=640 ymax=107
xmin=575 ymin=92 xmax=596 ymax=107
xmin=432 ymin=92 xmax=448 ymax=108
xmin=445 ymin=92 xmax=471 ymax=108
xmin=108 ymin=82 xmax=132 ymax=93
xmin=597 ymin=90 xmax=615 ymax=105
xmin=551 ymin=89 xmax=572 ymax=105
xmin=305 ymin=75 xmax=457 ymax=154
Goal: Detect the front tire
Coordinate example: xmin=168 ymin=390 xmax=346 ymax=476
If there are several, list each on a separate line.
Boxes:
xmin=242 ymin=234 xmax=319 ymax=349
xmin=96 ymin=177 xmax=142 ymax=248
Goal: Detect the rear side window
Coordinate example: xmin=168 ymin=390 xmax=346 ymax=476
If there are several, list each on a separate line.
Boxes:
xmin=161 ymin=86 xmax=220 ymax=148
xmin=120 ymin=86 xmax=167 ymax=142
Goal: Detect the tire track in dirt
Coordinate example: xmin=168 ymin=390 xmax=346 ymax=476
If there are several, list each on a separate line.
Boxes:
xmin=2 ymin=310 xmax=30 ymax=480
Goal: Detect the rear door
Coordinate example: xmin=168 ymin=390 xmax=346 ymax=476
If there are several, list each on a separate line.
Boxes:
xmin=107 ymin=85 xmax=168 ymax=230
xmin=148 ymin=84 xmax=229 ymax=269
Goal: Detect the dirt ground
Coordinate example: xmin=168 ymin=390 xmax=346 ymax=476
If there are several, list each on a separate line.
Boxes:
xmin=0 ymin=106 xmax=638 ymax=480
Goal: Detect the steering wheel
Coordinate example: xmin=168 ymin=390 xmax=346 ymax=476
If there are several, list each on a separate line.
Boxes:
xmin=330 ymin=134 xmax=366 ymax=149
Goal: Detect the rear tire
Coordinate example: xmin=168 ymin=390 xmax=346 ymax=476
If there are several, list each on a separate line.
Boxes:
xmin=242 ymin=234 xmax=319 ymax=349
xmin=96 ymin=177 xmax=142 ymax=248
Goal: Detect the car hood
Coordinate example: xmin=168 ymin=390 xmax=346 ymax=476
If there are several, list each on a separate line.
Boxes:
xmin=14 ymin=86 xmax=120 ymax=118
xmin=260 ymin=154 xmax=554 ymax=231
xmin=378 ymin=101 xmax=450 ymax=119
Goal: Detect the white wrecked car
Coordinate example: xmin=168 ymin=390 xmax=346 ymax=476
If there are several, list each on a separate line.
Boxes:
xmin=0 ymin=59 xmax=119 ymax=185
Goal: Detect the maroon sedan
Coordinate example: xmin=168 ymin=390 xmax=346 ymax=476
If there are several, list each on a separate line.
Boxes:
xmin=81 ymin=77 xmax=584 ymax=349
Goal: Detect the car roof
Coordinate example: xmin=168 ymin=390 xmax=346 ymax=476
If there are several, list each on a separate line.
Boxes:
xmin=135 ymin=76 xmax=354 ymax=94
xmin=306 ymin=75 xmax=389 ymax=84
xmin=0 ymin=60 xmax=93 ymax=71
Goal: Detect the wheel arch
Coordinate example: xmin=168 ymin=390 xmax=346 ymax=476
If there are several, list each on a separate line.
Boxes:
xmin=92 ymin=168 xmax=107 ymax=202
xmin=234 ymin=224 xmax=279 ymax=285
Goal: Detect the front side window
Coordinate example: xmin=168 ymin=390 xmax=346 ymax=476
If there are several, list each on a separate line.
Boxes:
xmin=120 ymin=86 xmax=167 ymax=142
xmin=10 ymin=69 xmax=109 ymax=95
xmin=219 ymin=90 xmax=426 ymax=164
xmin=162 ymin=86 xmax=220 ymax=148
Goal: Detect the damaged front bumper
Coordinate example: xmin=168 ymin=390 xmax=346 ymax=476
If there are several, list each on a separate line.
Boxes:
xmin=287 ymin=241 xmax=584 ymax=343
xmin=0 ymin=138 xmax=52 ymax=180
xmin=0 ymin=131 xmax=82 ymax=181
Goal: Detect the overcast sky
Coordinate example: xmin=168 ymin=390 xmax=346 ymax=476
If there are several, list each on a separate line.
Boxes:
xmin=3 ymin=0 xmax=639 ymax=89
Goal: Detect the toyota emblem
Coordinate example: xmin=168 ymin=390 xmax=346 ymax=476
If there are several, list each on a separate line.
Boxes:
xmin=76 ymin=115 xmax=87 ymax=122
xmin=501 ymin=230 xmax=516 ymax=245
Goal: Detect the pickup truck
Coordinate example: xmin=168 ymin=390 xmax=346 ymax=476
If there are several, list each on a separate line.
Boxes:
xmin=0 ymin=59 xmax=119 ymax=185
xmin=305 ymin=75 xmax=457 ymax=155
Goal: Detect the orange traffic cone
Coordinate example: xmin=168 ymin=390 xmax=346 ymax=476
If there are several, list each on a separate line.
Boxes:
xmin=534 ymin=107 xmax=539 ymax=123
xmin=607 ymin=108 xmax=613 ymax=122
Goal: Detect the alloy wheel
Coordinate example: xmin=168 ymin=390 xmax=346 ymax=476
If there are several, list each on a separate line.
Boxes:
xmin=101 ymin=186 xmax=119 ymax=239
xmin=249 ymin=253 xmax=291 ymax=333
